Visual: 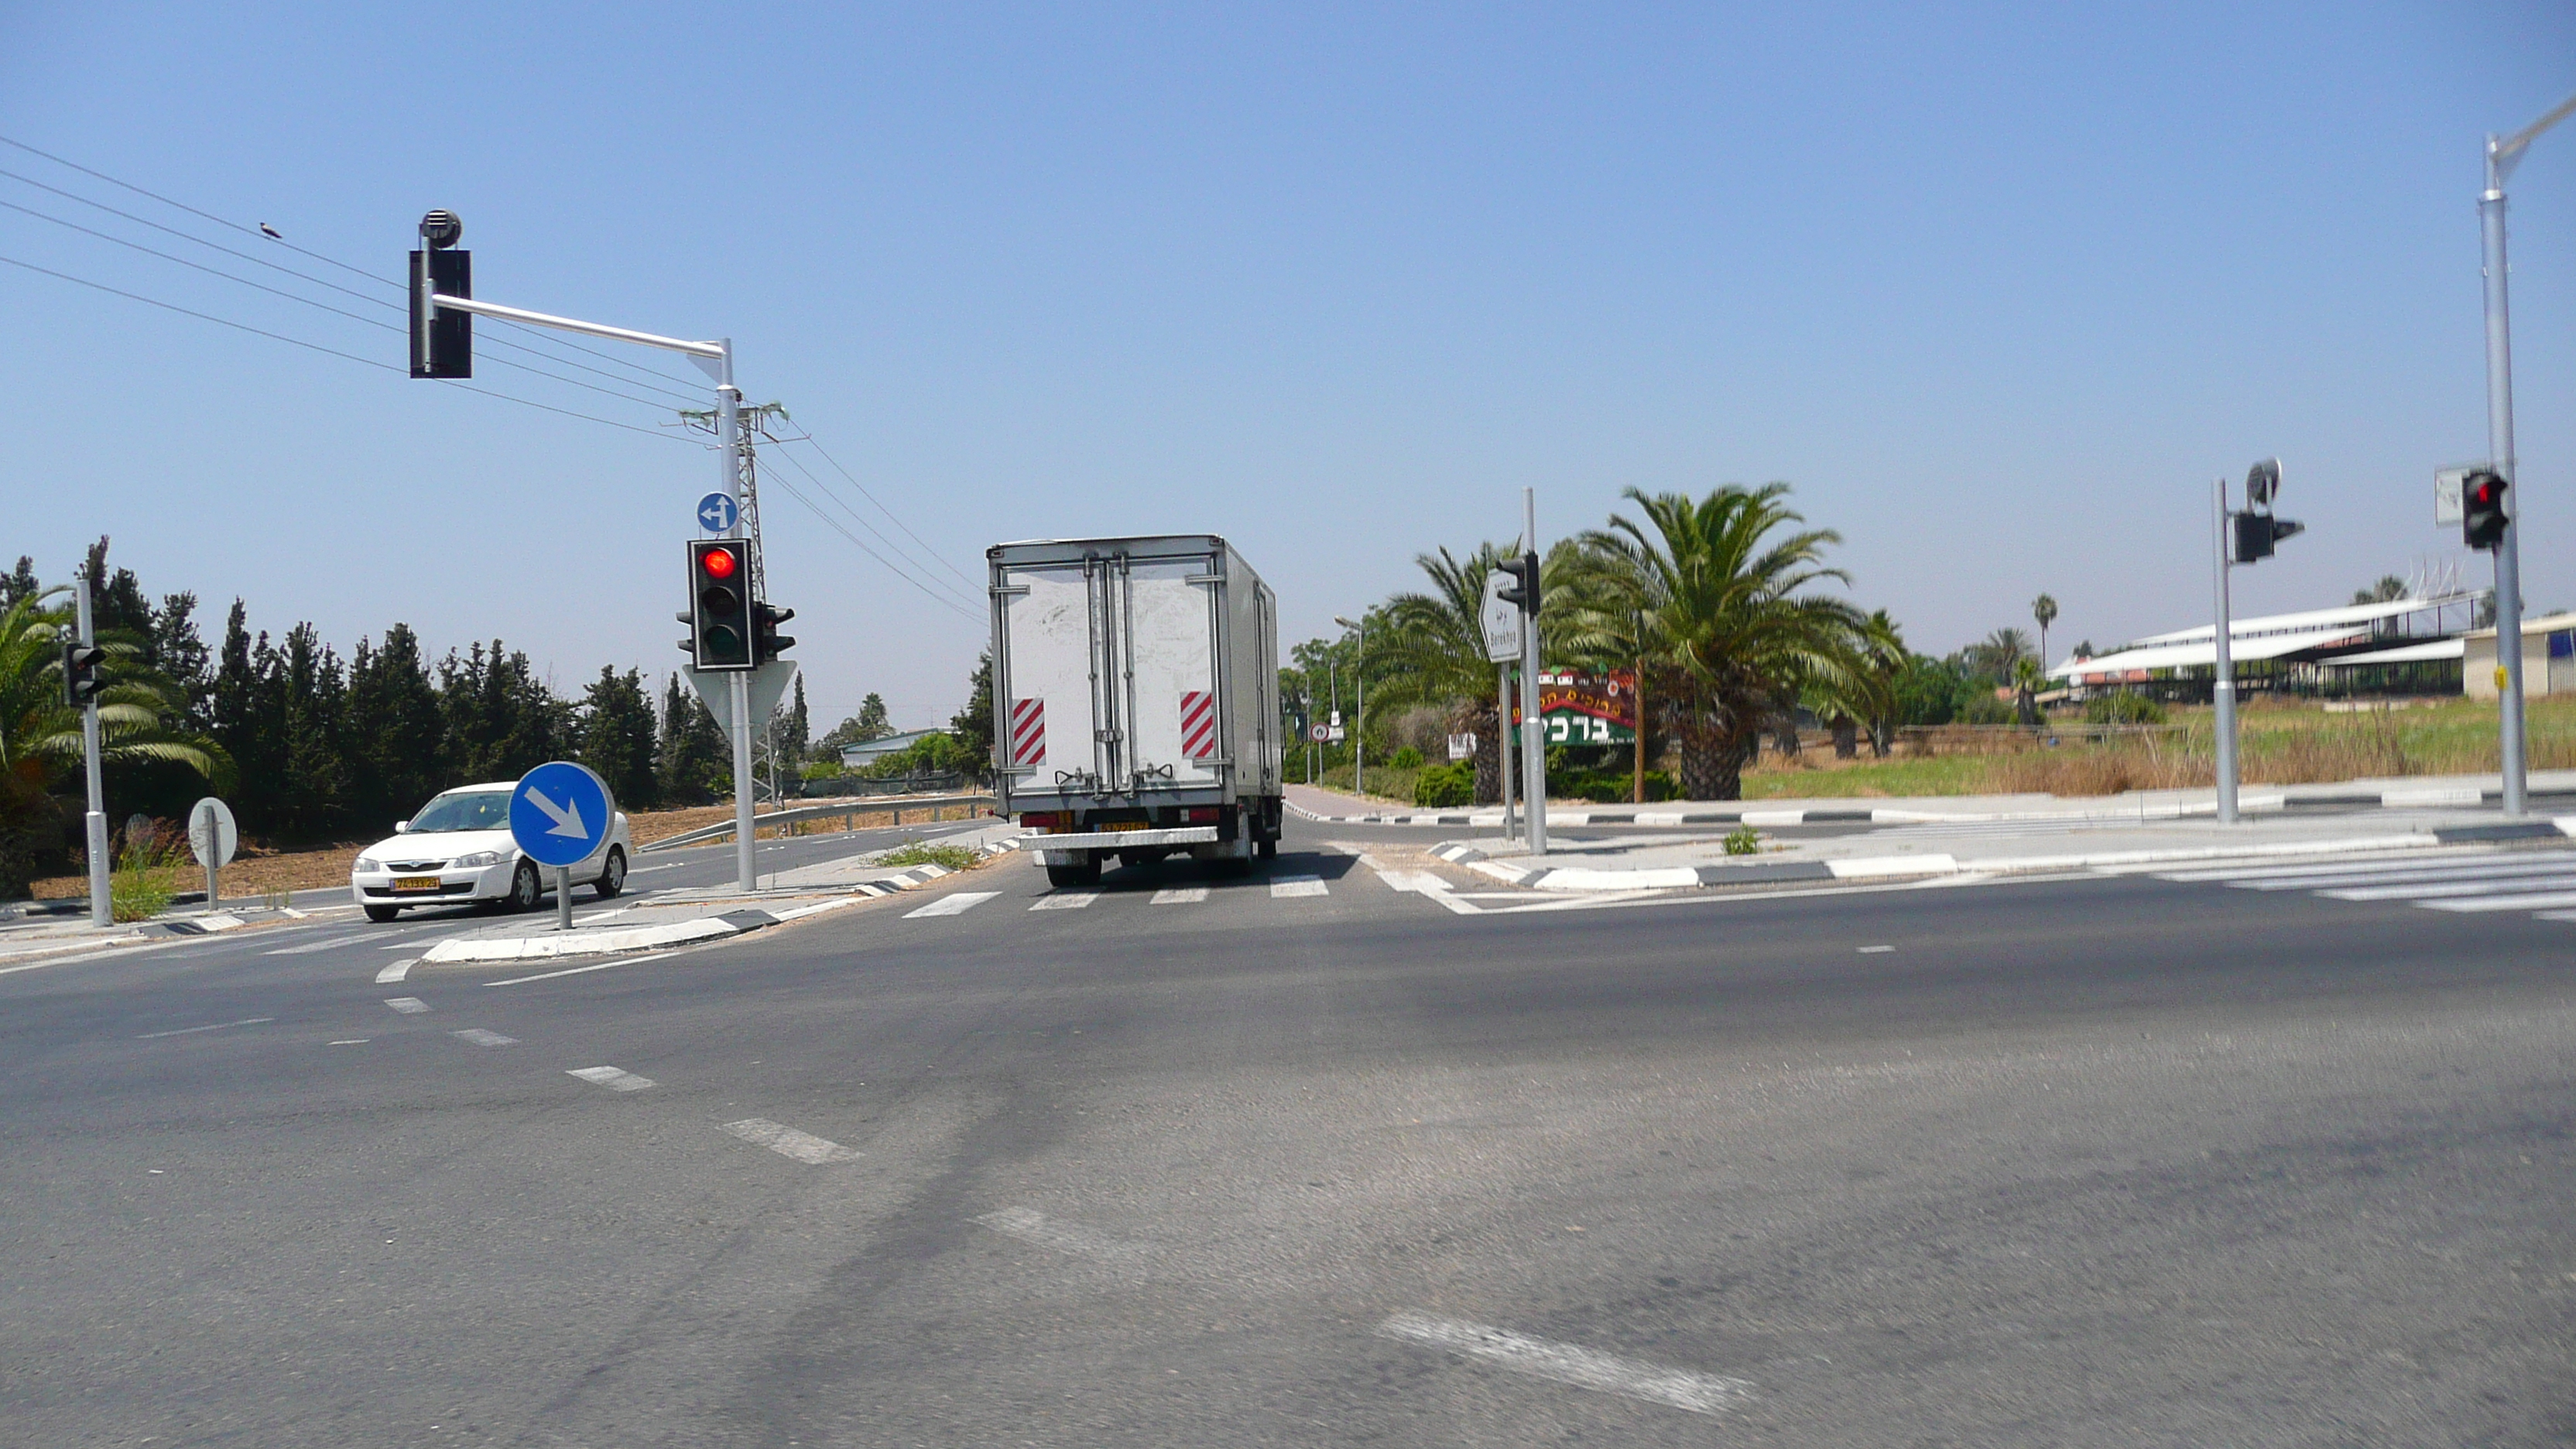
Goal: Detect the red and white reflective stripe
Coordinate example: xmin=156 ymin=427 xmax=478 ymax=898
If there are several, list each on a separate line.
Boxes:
xmin=1180 ymin=690 xmax=1218 ymax=759
xmin=1008 ymin=697 xmax=1045 ymax=764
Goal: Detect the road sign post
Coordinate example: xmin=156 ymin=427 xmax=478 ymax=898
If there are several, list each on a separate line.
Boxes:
xmin=509 ymin=762 xmax=615 ymax=932
xmin=187 ymin=797 xmax=238 ymax=913
xmin=697 ymin=492 xmax=740 ymax=534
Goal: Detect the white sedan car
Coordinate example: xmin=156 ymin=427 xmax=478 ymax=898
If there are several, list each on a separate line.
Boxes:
xmin=349 ymin=782 xmax=633 ymax=923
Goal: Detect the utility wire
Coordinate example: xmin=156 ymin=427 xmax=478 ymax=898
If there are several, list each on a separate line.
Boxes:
xmin=768 ymin=446 xmax=984 ymax=613
xmin=0 ymin=249 xmax=690 ymax=443
xmin=760 ymin=468 xmax=981 ymax=619
xmin=793 ymin=435 xmax=982 ymax=589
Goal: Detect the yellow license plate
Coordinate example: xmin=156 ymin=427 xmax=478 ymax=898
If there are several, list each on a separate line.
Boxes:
xmin=392 ymin=875 xmax=443 ymax=892
xmin=1104 ymin=821 xmax=1150 ymax=832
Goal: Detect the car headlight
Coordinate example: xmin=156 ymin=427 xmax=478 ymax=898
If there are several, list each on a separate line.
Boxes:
xmin=452 ymin=851 xmax=505 ymax=868
xmin=353 ymin=856 xmax=380 ymax=873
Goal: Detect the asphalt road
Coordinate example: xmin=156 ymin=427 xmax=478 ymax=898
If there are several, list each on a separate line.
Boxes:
xmin=4 ymin=812 xmax=2570 ymax=1446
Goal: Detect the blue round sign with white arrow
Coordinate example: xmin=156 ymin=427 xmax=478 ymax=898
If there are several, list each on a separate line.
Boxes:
xmin=509 ymin=760 xmax=615 ymax=868
xmin=697 ymin=492 xmax=739 ymax=534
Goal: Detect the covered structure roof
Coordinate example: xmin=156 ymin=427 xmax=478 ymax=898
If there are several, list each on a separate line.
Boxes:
xmin=2049 ymin=591 xmax=2481 ymax=682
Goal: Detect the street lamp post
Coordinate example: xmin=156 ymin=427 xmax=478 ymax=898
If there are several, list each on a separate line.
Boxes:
xmin=1336 ymin=616 xmax=1365 ymax=798
xmin=2478 ymin=91 xmax=2576 ymax=817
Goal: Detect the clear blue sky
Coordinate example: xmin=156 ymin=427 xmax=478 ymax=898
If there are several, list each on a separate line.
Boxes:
xmin=4 ymin=3 xmax=2570 ymax=731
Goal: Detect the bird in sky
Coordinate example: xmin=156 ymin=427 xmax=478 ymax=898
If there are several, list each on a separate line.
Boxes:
xmin=258 ymin=222 xmax=282 ymax=239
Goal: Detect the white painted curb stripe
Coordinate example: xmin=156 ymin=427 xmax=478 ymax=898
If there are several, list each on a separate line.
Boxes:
xmin=1375 ymin=1312 xmax=1752 ymax=1416
xmin=722 ymin=1117 xmax=860 ymax=1164
xmin=375 ymin=957 xmax=416 ymax=984
xmin=420 ymin=916 xmax=738 ymax=964
xmin=905 ymin=891 xmax=999 ymax=918
xmin=1826 ymin=853 xmax=1959 ymax=879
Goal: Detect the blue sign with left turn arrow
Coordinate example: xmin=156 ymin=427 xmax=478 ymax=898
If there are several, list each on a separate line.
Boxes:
xmin=697 ymin=492 xmax=739 ymax=534
xmin=509 ymin=761 xmax=614 ymax=868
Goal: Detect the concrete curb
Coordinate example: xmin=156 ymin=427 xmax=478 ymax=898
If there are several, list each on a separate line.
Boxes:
xmin=1287 ymin=782 xmax=2576 ymax=828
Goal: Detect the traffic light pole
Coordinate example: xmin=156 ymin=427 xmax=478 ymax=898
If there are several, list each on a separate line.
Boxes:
xmin=75 ymin=570 xmax=109 ymax=927
xmin=1520 ymin=488 xmax=1547 ymax=859
xmin=2211 ymin=476 xmax=2238 ymax=827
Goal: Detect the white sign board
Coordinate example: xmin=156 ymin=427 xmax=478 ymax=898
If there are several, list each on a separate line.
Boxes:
xmin=187 ymin=797 xmax=238 ymax=869
xmin=1481 ymin=570 xmax=1523 ymax=662
xmin=1447 ymin=732 xmax=1477 ymax=761
xmin=2435 ymin=464 xmax=2475 ymax=526
xmin=684 ymin=660 xmax=800 ymax=746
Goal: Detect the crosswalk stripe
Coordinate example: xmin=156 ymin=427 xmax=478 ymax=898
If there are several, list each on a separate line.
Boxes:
xmin=2228 ymin=857 xmax=2576 ymax=892
xmin=2420 ymin=889 xmax=2576 ymax=913
xmin=903 ymin=891 xmax=999 ymax=919
xmin=1029 ymin=893 xmax=1097 ymax=911
xmin=2321 ymin=873 xmax=2576 ymax=902
xmin=1269 ymin=875 xmax=1329 ymax=899
xmin=1150 ymin=887 xmax=1208 ymax=905
xmin=2151 ymin=850 xmax=2513 ymax=883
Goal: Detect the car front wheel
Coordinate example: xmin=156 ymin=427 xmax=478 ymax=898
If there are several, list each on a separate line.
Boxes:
xmin=364 ymin=903 xmax=401 ymax=923
xmin=594 ymin=847 xmax=626 ymax=899
xmin=507 ymin=861 xmax=543 ymax=913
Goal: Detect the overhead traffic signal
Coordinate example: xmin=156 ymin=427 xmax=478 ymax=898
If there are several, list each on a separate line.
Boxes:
xmin=687 ymin=540 xmax=755 ymax=670
xmin=1495 ymin=550 xmax=1542 ymax=617
xmin=2231 ymin=512 xmax=2306 ymax=564
xmin=61 ymin=639 xmax=106 ymax=707
xmin=407 ymin=210 xmax=471 ymax=379
xmin=2463 ymin=469 xmax=2509 ymax=551
xmin=754 ymin=601 xmax=796 ymax=663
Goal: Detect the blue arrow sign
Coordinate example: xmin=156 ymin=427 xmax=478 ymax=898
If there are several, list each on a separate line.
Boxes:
xmin=509 ymin=761 xmax=614 ymax=868
xmin=697 ymin=492 xmax=739 ymax=534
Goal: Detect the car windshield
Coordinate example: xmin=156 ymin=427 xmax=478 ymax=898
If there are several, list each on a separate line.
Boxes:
xmin=405 ymin=792 xmax=511 ymax=834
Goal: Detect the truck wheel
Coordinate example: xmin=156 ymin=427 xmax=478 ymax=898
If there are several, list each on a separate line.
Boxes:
xmin=1046 ymin=859 xmax=1101 ymax=889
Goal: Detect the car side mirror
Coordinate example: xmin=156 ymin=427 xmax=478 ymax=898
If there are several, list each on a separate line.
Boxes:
xmin=394 ymin=820 xmax=409 ymax=834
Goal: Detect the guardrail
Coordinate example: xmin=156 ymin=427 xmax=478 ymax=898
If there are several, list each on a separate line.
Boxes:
xmin=637 ymin=793 xmax=999 ymax=853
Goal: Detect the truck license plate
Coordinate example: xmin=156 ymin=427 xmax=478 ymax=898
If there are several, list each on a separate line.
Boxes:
xmin=1104 ymin=821 xmax=1149 ymax=832
xmin=392 ymin=875 xmax=443 ymax=892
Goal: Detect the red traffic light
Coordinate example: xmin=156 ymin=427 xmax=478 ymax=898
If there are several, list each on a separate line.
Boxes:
xmin=700 ymin=546 xmax=738 ymax=579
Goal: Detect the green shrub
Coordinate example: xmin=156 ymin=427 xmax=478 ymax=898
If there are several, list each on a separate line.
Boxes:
xmin=2082 ymin=692 xmax=2167 ymax=725
xmin=1547 ymin=766 xmax=1676 ymax=803
xmin=109 ymin=827 xmax=178 ymax=923
xmin=1389 ymin=745 xmax=1425 ymax=769
xmin=1959 ymin=692 xmax=2017 ymax=725
xmin=875 ymin=841 xmax=980 ymax=871
xmin=1723 ymin=824 xmax=1762 ymax=855
xmin=1413 ymin=761 xmax=1475 ymax=807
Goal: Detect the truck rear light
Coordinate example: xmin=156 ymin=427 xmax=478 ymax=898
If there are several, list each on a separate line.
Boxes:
xmin=1019 ymin=811 xmax=1070 ymax=831
xmin=1179 ymin=807 xmax=1221 ymax=824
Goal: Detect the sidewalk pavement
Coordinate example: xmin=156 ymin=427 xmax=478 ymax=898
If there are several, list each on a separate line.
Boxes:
xmin=1426 ymin=806 xmax=2576 ymax=892
xmin=411 ymin=822 xmax=1029 ymax=968
xmin=0 ymin=904 xmax=307 ymax=971
xmin=1286 ymin=770 xmax=2576 ymax=829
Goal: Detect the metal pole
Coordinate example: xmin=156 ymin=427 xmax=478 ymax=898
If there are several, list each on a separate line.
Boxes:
xmin=76 ymin=572 xmax=108 ymax=927
xmin=1498 ymin=663 xmax=1516 ymax=843
xmin=1633 ymin=616 xmax=1646 ymax=804
xmin=1521 ymin=488 xmax=1547 ymax=858
xmin=2212 ymin=476 xmax=2238 ymax=826
xmin=556 ymin=865 xmax=572 ymax=931
xmin=1355 ymin=621 xmax=1365 ymax=799
xmin=718 ymin=340 xmax=757 ymax=891
xmin=200 ymin=800 xmax=218 ymax=913
xmin=2482 ymin=145 xmax=2527 ymax=816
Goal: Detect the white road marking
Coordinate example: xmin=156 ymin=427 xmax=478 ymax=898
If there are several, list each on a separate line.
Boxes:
xmin=136 ymin=1016 xmax=274 ymax=1039
xmin=721 ymin=1118 xmax=861 ymax=1164
xmin=1375 ymin=1311 xmax=1753 ymax=1416
xmin=1270 ymin=875 xmax=1329 ymax=899
xmin=329 ymin=1039 xmax=369 ymax=1045
xmin=2421 ymin=889 xmax=2576 ymax=913
xmin=2322 ymin=873 xmax=2576 ymax=902
xmin=382 ymin=997 xmax=430 ymax=1014
xmin=1029 ymin=893 xmax=1097 ymax=911
xmin=485 ymin=951 xmax=677 ymax=986
xmin=567 ymin=1065 xmax=654 ymax=1091
xmin=1150 ymin=887 xmax=1208 ymax=905
xmin=263 ymin=933 xmax=373 ymax=956
xmin=450 ymin=1028 xmax=517 ymax=1046
xmin=2225 ymin=856 xmax=2576 ymax=891
xmin=375 ymin=957 xmax=416 ymax=984
xmin=974 ymin=1206 xmax=1152 ymax=1257
xmin=904 ymin=891 xmax=999 ymax=918
xmin=1858 ymin=944 xmax=1895 ymax=953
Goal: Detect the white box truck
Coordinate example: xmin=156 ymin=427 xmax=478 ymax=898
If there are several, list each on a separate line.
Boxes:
xmin=988 ymin=535 xmax=1283 ymax=888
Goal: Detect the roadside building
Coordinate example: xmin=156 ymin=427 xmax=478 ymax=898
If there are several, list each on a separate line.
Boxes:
xmin=2462 ymin=611 xmax=2576 ymax=701
xmin=2048 ymin=591 xmax=2481 ymax=701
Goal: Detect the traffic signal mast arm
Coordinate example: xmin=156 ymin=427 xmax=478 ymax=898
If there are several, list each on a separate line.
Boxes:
xmin=423 ymin=292 xmax=724 ymax=361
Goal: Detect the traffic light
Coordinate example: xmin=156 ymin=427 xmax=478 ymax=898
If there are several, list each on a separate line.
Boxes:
xmin=754 ymin=601 xmax=796 ymax=663
xmin=2232 ymin=512 xmax=2306 ymax=564
xmin=408 ymin=210 xmax=471 ymax=379
xmin=1495 ymin=550 xmax=1542 ymax=616
xmin=687 ymin=540 xmax=755 ymax=670
xmin=60 ymin=639 xmax=106 ymax=707
xmin=2464 ymin=469 xmax=2509 ymax=551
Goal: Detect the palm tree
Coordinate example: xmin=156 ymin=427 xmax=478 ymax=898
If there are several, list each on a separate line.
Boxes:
xmin=1373 ymin=543 xmax=1515 ymax=802
xmin=0 ymin=585 xmax=231 ymax=798
xmin=1554 ymin=484 xmax=1869 ymax=800
xmin=2032 ymin=594 xmax=2058 ymax=666
xmin=1961 ymin=627 xmax=2034 ymax=685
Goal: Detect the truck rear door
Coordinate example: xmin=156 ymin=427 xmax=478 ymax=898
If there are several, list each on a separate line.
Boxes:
xmin=996 ymin=550 xmax=1224 ymax=797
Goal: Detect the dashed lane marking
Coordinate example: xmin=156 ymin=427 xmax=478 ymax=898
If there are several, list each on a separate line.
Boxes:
xmin=450 ymin=1028 xmax=517 ymax=1046
xmin=1375 ymin=1311 xmax=1753 ymax=1416
xmin=1149 ymin=887 xmax=1208 ymax=905
xmin=721 ymin=1118 xmax=861 ymax=1164
xmin=1029 ymin=893 xmax=1097 ymax=911
xmin=904 ymin=891 xmax=999 ymax=919
xmin=486 ymin=951 xmax=677 ymax=986
xmin=136 ymin=1016 xmax=274 ymax=1040
xmin=567 ymin=1066 xmax=655 ymax=1092
xmin=1858 ymin=944 xmax=1895 ymax=954
xmin=382 ymin=997 xmax=430 ymax=1014
xmin=263 ymin=933 xmax=374 ymax=956
xmin=375 ymin=957 xmax=416 ymax=985
xmin=1269 ymin=875 xmax=1329 ymax=899
xmin=974 ymin=1206 xmax=1153 ymax=1258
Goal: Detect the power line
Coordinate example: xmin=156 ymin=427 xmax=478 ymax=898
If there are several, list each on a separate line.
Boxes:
xmin=793 ymin=436 xmax=982 ymax=590
xmin=0 ymin=164 xmax=397 ymax=311
xmin=0 ymin=249 xmax=691 ymax=443
xmin=760 ymin=468 xmax=980 ymax=619
xmin=769 ymin=445 xmax=983 ymax=612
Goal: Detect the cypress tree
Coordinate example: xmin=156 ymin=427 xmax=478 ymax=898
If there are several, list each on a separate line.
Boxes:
xmin=580 ymin=666 xmax=659 ymax=811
